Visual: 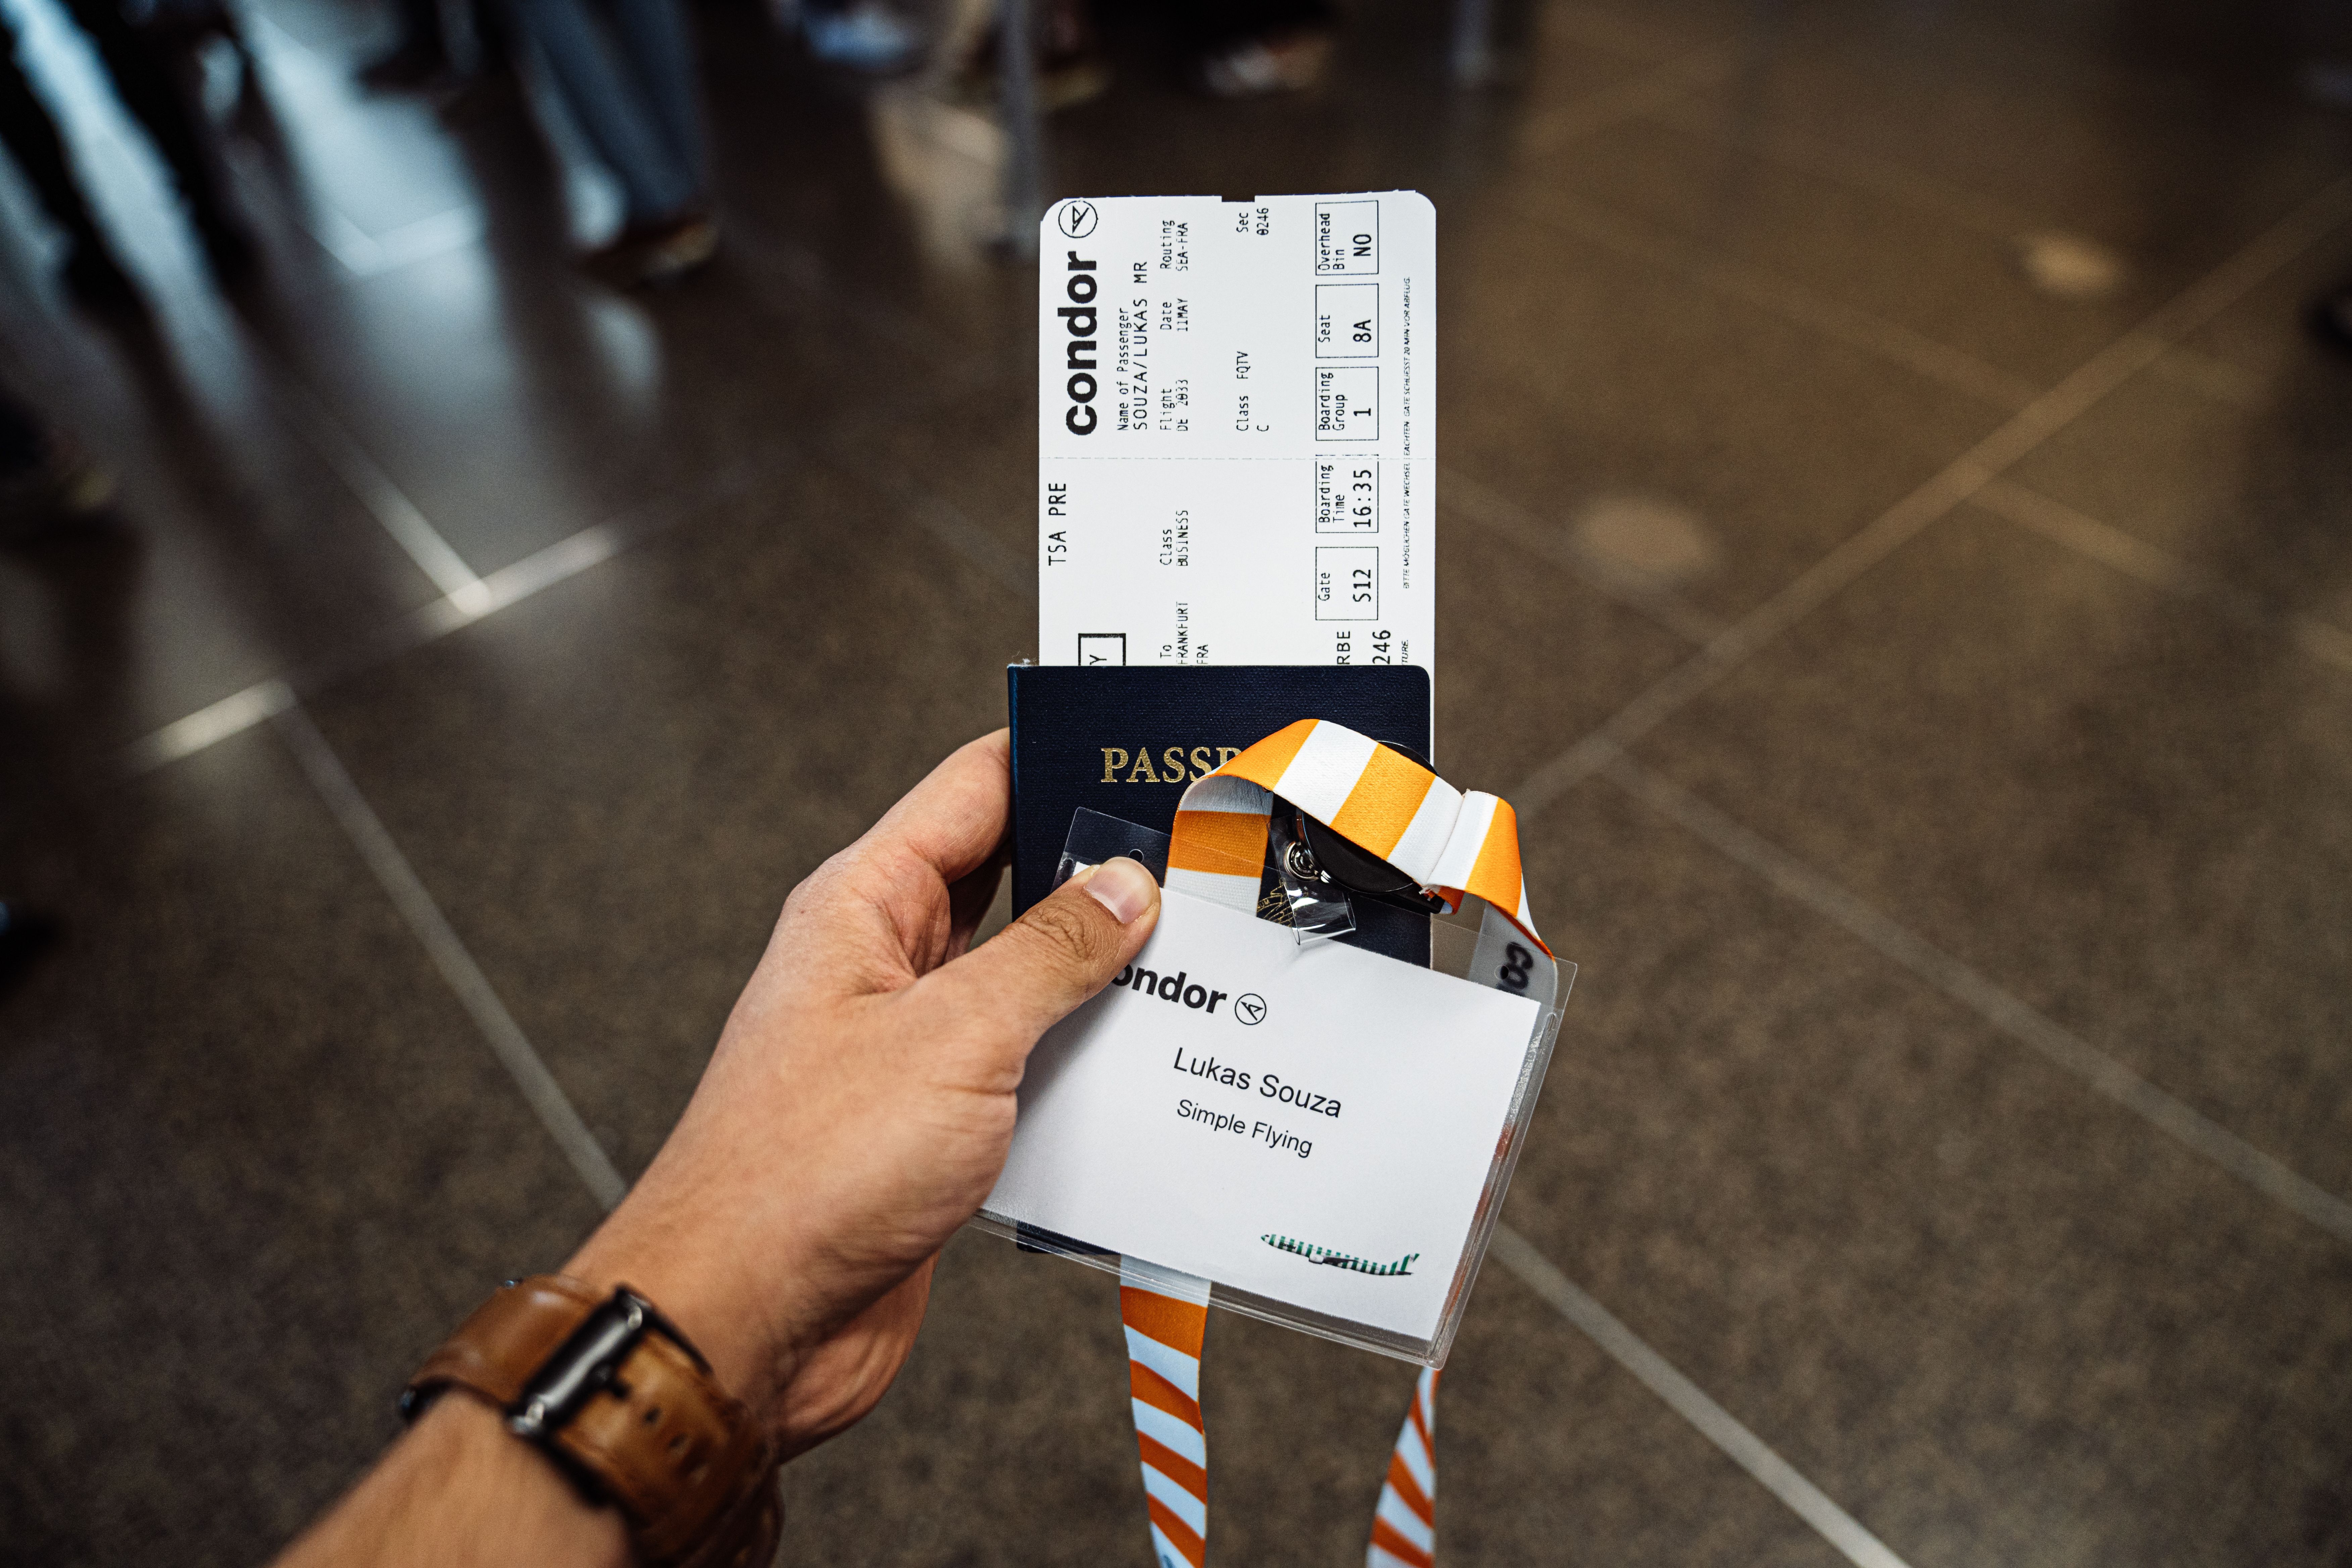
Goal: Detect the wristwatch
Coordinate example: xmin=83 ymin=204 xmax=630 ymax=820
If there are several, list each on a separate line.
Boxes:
xmin=401 ymin=1275 xmax=782 ymax=1568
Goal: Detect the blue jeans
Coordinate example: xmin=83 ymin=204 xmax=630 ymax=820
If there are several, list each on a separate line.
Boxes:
xmin=511 ymin=0 xmax=706 ymax=224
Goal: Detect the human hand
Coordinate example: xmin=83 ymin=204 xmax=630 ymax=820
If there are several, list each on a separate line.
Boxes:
xmin=565 ymin=730 xmax=1160 ymax=1456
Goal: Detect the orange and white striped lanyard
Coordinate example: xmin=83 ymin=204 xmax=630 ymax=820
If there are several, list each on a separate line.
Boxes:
xmin=1114 ymin=719 xmax=1550 ymax=1568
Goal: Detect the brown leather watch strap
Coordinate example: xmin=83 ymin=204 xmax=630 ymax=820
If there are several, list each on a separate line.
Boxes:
xmin=404 ymin=1276 xmax=781 ymax=1568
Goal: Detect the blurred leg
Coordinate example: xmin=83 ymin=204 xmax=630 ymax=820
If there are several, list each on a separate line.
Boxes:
xmin=605 ymin=0 xmax=703 ymax=193
xmin=510 ymin=0 xmax=693 ymax=220
xmin=0 ymin=21 xmax=139 ymax=304
xmin=0 ymin=25 xmax=100 ymax=245
xmin=2313 ymin=277 xmax=2352 ymax=353
xmin=57 ymin=0 xmax=220 ymax=215
xmin=0 ymin=900 xmax=62 ymax=1001
xmin=358 ymin=0 xmax=451 ymax=86
xmin=0 ymin=387 xmax=46 ymax=474
xmin=0 ymin=387 xmax=113 ymax=538
xmin=53 ymin=0 xmax=251 ymax=274
xmin=468 ymin=0 xmax=511 ymax=74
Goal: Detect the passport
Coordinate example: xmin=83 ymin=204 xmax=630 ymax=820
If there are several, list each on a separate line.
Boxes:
xmin=1005 ymin=664 xmax=1433 ymax=965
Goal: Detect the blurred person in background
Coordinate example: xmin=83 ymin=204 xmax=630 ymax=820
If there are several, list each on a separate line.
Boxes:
xmin=0 ymin=0 xmax=255 ymax=293
xmin=509 ymin=0 xmax=716 ymax=286
xmin=0 ymin=898 xmax=61 ymax=998
xmin=355 ymin=0 xmax=509 ymax=98
xmin=925 ymin=0 xmax=1106 ymax=109
xmin=789 ymin=0 xmax=924 ymax=76
xmin=2315 ymin=278 xmax=2352 ymax=353
xmin=1186 ymin=0 xmax=1333 ymax=96
xmin=0 ymin=385 xmax=112 ymax=1003
xmin=2298 ymin=2 xmax=2351 ymax=350
xmin=0 ymin=29 xmax=139 ymax=307
xmin=0 ymin=386 xmax=113 ymax=538
xmin=355 ymin=0 xmax=446 ymax=88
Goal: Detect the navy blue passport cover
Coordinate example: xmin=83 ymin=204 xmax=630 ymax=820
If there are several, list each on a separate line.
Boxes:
xmin=1006 ymin=664 xmax=1433 ymax=964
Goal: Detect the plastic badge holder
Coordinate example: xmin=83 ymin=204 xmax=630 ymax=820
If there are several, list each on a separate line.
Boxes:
xmin=1266 ymin=810 xmax=1359 ymax=942
xmin=975 ymin=806 xmax=1574 ymax=1368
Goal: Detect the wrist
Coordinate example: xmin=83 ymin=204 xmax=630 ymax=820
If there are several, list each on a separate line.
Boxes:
xmin=277 ymin=1389 xmax=630 ymax=1568
xmin=562 ymin=1204 xmax=825 ymax=1426
xmin=397 ymin=1273 xmax=786 ymax=1568
xmin=420 ymin=1398 xmax=636 ymax=1564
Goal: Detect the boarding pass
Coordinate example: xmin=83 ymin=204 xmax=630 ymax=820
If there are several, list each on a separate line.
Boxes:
xmin=1036 ymin=192 xmax=1434 ymax=674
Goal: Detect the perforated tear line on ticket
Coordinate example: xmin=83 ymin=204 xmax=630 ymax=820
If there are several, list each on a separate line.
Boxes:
xmin=1037 ymin=193 xmax=1434 ymax=675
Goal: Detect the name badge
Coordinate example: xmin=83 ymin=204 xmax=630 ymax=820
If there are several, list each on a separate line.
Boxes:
xmin=984 ymin=889 xmax=1541 ymax=1345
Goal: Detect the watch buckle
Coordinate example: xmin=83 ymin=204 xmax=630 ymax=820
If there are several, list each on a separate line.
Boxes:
xmin=507 ymin=1286 xmax=701 ymax=1442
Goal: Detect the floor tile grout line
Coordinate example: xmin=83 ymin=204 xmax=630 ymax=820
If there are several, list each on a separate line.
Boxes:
xmin=232 ymin=157 xmax=483 ymax=281
xmin=1506 ymin=177 xmax=2352 ymax=821
xmin=114 ymin=251 xmax=1013 ymax=784
xmin=719 ymin=214 xmax=986 ymax=387
xmin=219 ymin=16 xmax=988 ymax=623
xmin=817 ymin=429 xmax=1033 ymax=600
xmin=1598 ymin=750 xmax=2352 ymax=1245
xmin=126 ymin=130 xmax=1017 ymax=775
xmin=233 ymin=12 xmax=485 ymax=279
xmin=1637 ymin=96 xmax=2043 ymax=244
xmin=1975 ymin=476 xmax=2352 ymax=674
xmin=2142 ymin=343 xmax=2269 ymax=412
xmin=119 ymin=448 xmax=794 ymax=776
xmin=1522 ymin=42 xmax=1744 ymax=155
xmin=0 ymin=69 xmax=480 ymax=608
xmin=2124 ymin=177 xmax=2352 ymax=343
xmin=1506 ymin=30 xmax=2064 ymax=413
xmin=1439 ymin=466 xmax=1725 ymax=645
xmin=1598 ymin=9 xmax=2335 ymax=303
xmin=1487 ymin=1224 xmax=1914 ymax=1568
xmin=1528 ymin=192 xmax=2042 ymax=411
xmin=211 ymin=323 xmax=493 ymax=610
xmin=271 ymin=695 xmax=631 ymax=1211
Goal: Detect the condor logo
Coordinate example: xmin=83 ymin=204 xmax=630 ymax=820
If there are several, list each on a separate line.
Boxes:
xmin=1113 ymin=963 xmax=1230 ymax=1016
xmin=1058 ymin=251 xmax=1099 ymax=435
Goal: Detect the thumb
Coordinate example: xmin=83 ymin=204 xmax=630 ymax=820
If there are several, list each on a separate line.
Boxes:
xmin=914 ymin=856 xmax=1161 ymax=1060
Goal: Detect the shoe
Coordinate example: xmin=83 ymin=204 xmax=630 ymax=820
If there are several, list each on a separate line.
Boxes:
xmin=0 ymin=904 xmax=60 ymax=1003
xmin=0 ymin=428 xmax=114 ymax=543
xmin=59 ymin=241 xmax=141 ymax=313
xmin=941 ymin=0 xmax=1109 ymax=113
xmin=1197 ymin=29 xmax=1330 ymax=97
xmin=804 ymin=1 xmax=922 ymax=72
xmin=1039 ymin=52 xmax=1111 ymax=110
xmin=583 ymin=212 xmax=719 ymax=289
xmin=357 ymin=41 xmax=451 ymax=92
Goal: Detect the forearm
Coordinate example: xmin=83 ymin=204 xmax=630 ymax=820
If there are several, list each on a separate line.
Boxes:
xmin=276 ymin=1396 xmax=632 ymax=1568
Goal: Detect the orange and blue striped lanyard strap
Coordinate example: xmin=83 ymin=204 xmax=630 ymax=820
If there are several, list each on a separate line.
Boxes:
xmin=1115 ymin=719 xmax=1550 ymax=1568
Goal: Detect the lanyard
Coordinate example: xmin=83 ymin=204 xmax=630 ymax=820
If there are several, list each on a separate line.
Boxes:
xmin=1114 ymin=719 xmax=1550 ymax=1568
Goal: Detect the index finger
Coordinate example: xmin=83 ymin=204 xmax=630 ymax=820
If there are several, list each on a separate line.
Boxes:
xmin=856 ymin=730 xmax=1013 ymax=891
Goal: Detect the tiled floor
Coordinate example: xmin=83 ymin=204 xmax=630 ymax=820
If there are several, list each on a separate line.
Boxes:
xmin=1 ymin=0 xmax=2348 ymax=1563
